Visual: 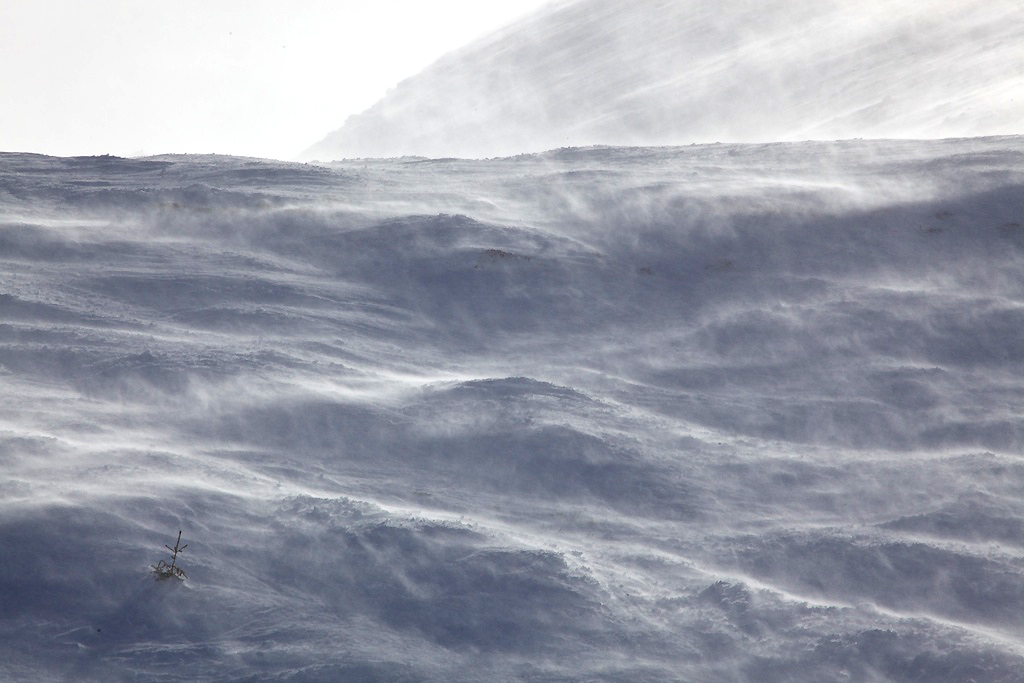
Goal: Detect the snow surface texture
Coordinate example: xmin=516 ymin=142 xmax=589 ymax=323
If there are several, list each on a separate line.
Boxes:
xmin=303 ymin=0 xmax=1024 ymax=160
xmin=2 ymin=137 xmax=1024 ymax=680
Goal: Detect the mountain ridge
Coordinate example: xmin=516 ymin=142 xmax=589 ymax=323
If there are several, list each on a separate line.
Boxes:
xmin=302 ymin=0 xmax=1024 ymax=160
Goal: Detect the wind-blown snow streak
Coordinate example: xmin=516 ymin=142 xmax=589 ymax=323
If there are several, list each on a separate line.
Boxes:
xmin=2 ymin=138 xmax=1024 ymax=681
xmin=303 ymin=0 xmax=1024 ymax=160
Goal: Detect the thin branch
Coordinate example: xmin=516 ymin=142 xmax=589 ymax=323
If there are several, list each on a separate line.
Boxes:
xmin=152 ymin=530 xmax=188 ymax=581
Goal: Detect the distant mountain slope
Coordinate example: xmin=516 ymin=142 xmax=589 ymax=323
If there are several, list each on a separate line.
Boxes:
xmin=302 ymin=0 xmax=1024 ymax=160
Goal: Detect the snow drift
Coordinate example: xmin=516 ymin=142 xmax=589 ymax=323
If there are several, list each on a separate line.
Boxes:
xmin=2 ymin=137 xmax=1024 ymax=681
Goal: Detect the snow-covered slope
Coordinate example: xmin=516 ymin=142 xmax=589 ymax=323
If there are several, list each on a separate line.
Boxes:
xmin=302 ymin=0 xmax=1024 ymax=160
xmin=2 ymin=137 xmax=1024 ymax=681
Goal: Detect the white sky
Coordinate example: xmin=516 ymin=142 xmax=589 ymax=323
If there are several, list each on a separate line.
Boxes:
xmin=0 ymin=0 xmax=554 ymax=160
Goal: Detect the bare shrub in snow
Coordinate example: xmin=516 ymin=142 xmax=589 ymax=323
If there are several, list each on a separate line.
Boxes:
xmin=151 ymin=530 xmax=188 ymax=581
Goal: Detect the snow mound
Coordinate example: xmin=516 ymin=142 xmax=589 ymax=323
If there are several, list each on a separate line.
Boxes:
xmin=2 ymin=138 xmax=1024 ymax=680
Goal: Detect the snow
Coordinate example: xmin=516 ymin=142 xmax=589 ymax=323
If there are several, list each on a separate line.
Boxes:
xmin=2 ymin=136 xmax=1024 ymax=681
xmin=302 ymin=0 xmax=1024 ymax=160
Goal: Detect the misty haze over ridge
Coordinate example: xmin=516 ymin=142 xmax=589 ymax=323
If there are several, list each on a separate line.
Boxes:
xmin=303 ymin=0 xmax=1024 ymax=161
